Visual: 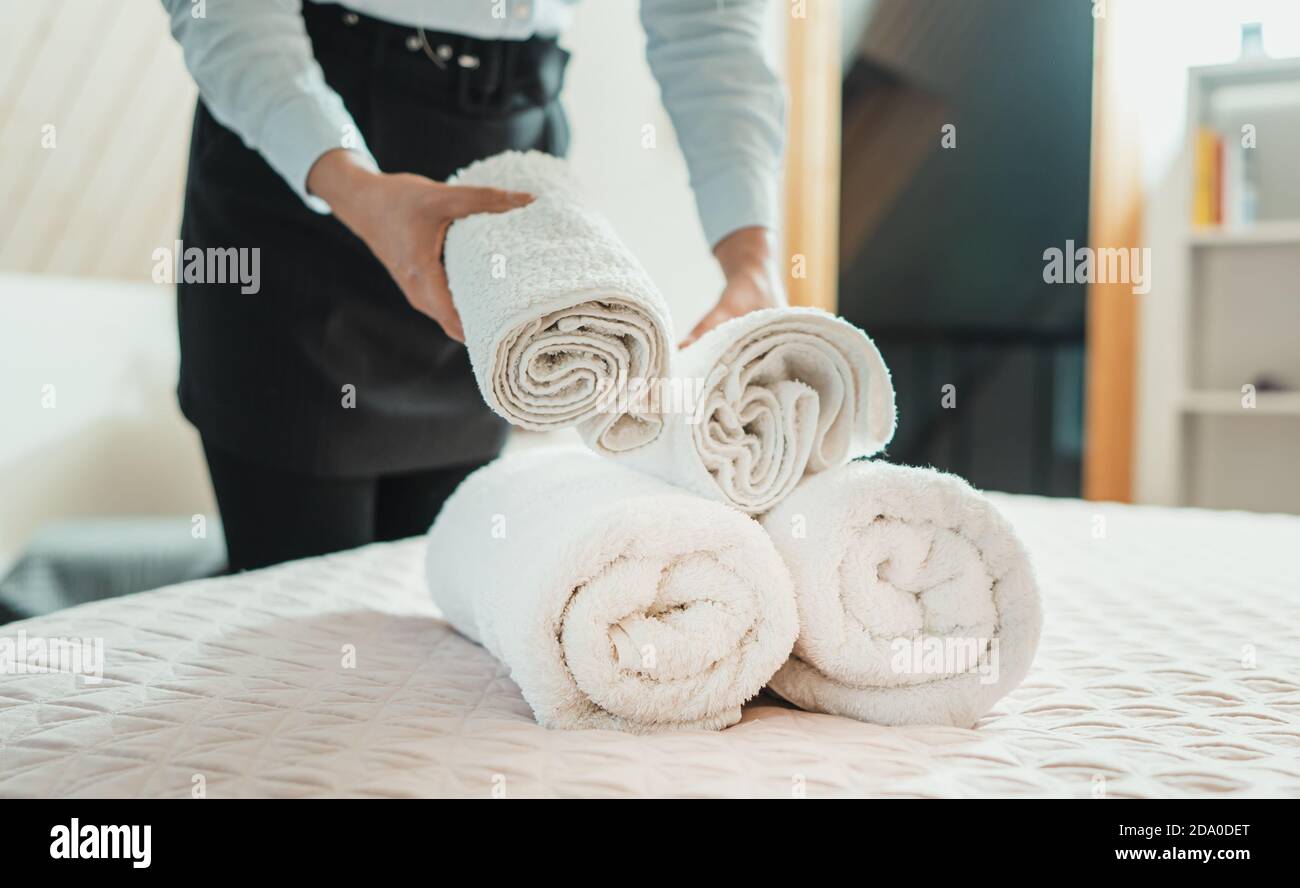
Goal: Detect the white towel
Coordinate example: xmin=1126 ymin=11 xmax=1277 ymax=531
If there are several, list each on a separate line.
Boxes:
xmin=760 ymin=460 xmax=1042 ymax=728
xmin=444 ymin=150 xmax=673 ymax=453
xmin=608 ymin=307 xmax=896 ymax=515
xmin=426 ymin=447 xmax=799 ymax=733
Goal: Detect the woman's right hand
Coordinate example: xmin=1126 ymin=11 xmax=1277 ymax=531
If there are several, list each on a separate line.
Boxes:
xmin=306 ymin=148 xmax=532 ymax=342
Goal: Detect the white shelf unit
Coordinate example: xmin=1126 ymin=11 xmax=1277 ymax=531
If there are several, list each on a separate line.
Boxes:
xmin=1188 ymin=219 xmax=1300 ymax=246
xmin=1180 ymin=390 xmax=1300 ymax=416
xmin=1154 ymin=58 xmax=1300 ymax=514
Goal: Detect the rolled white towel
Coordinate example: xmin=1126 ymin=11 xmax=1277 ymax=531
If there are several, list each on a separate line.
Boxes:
xmin=611 ymin=307 xmax=896 ymax=515
xmin=426 ymin=447 xmax=799 ymax=732
xmin=444 ymin=150 xmax=672 ymax=453
xmin=760 ymin=460 xmax=1042 ymax=728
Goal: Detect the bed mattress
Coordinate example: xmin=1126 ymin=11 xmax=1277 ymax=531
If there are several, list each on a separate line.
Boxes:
xmin=1 ymin=494 xmax=1298 ymax=798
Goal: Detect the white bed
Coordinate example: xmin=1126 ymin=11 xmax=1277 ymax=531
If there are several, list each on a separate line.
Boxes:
xmin=1 ymin=494 xmax=1297 ymax=798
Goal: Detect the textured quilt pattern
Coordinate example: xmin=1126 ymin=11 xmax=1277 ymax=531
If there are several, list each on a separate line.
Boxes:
xmin=1 ymin=495 xmax=1297 ymax=798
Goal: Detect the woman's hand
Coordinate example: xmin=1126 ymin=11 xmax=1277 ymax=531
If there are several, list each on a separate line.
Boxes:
xmin=681 ymin=226 xmax=785 ymax=347
xmin=307 ymin=149 xmax=532 ymax=342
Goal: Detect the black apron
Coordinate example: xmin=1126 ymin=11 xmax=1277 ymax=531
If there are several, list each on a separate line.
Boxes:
xmin=177 ymin=2 xmax=570 ymax=477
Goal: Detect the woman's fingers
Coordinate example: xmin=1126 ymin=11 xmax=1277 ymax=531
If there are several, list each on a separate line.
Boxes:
xmin=409 ymin=270 xmax=465 ymax=343
xmin=425 ymin=253 xmax=465 ymax=342
xmin=445 ymin=186 xmax=533 ymax=219
xmin=680 ymin=303 xmax=732 ymax=349
xmin=418 ymin=186 xmax=528 ymax=339
xmin=330 ymin=171 xmax=528 ymax=340
xmin=413 ymin=222 xmax=465 ymax=342
xmin=680 ymin=252 xmax=785 ymax=348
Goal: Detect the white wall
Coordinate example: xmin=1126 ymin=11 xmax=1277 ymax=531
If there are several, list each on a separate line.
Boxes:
xmin=0 ymin=274 xmax=215 ymax=561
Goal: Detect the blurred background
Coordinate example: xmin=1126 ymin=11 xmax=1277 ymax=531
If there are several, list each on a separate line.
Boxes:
xmin=838 ymin=0 xmax=1300 ymax=505
xmin=1 ymin=0 xmax=1298 ymax=621
xmin=839 ymin=0 xmax=1093 ymax=497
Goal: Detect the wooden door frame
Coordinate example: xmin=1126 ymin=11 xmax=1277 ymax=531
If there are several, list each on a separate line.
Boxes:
xmin=1083 ymin=9 xmax=1140 ymax=502
xmin=783 ymin=2 xmax=841 ymax=313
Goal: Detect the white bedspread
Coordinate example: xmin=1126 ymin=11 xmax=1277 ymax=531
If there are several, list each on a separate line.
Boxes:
xmin=1 ymin=495 xmax=1297 ymax=798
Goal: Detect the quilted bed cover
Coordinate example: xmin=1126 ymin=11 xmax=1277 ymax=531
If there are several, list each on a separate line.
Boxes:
xmin=1 ymin=494 xmax=1298 ymax=798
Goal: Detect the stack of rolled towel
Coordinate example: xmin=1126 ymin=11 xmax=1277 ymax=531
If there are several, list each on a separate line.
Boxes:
xmin=427 ymin=150 xmax=1042 ymax=733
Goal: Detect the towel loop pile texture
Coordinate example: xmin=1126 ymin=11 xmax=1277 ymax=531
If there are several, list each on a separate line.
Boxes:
xmin=613 ymin=307 xmax=896 ymax=515
xmin=444 ymin=151 xmax=673 ymax=453
xmin=760 ymin=460 xmax=1042 ymax=727
xmin=425 ymin=447 xmax=799 ymax=732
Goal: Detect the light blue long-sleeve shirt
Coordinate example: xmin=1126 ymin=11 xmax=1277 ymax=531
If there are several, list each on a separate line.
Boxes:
xmin=162 ymin=0 xmax=785 ymax=246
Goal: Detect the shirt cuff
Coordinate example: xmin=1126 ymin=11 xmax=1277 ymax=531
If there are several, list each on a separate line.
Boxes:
xmin=691 ymin=166 xmax=780 ymax=248
xmin=257 ymin=91 xmax=379 ymax=215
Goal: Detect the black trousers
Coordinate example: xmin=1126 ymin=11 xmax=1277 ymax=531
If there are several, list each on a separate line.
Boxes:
xmin=178 ymin=4 xmax=569 ymax=569
xmin=203 ymin=438 xmax=481 ymax=572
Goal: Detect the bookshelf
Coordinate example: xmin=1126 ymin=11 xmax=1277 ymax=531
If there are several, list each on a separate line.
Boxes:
xmin=1146 ymin=57 xmax=1300 ymax=514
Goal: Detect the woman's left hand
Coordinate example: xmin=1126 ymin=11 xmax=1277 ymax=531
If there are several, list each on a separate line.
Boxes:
xmin=680 ymin=226 xmax=785 ymax=348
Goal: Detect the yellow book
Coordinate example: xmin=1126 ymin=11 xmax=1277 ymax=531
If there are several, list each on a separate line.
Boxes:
xmin=1192 ymin=128 xmax=1218 ymax=227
